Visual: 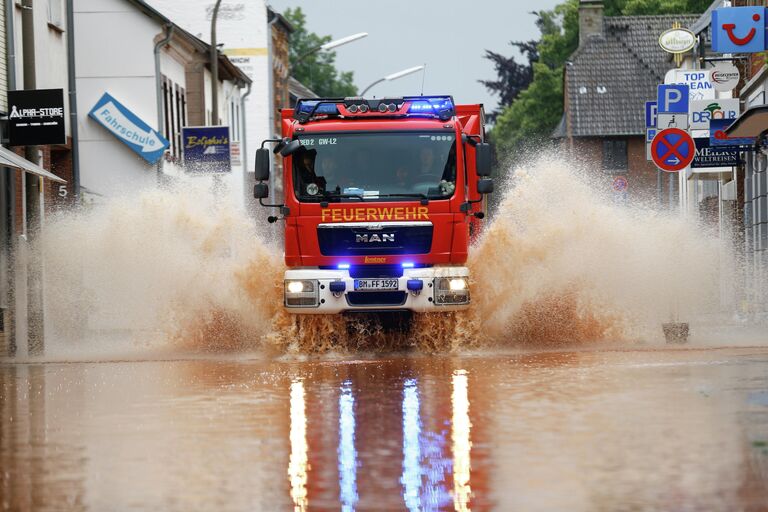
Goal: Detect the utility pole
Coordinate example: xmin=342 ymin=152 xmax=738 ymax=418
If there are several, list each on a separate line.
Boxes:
xmin=210 ymin=0 xmax=222 ymax=125
xmin=21 ymin=0 xmax=44 ymax=355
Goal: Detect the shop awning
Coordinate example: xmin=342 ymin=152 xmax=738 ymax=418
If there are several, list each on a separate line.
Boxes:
xmin=724 ymin=105 xmax=768 ymax=139
xmin=0 ymin=145 xmax=66 ymax=183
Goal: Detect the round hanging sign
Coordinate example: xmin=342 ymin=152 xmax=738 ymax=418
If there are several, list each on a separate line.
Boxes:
xmin=710 ymin=62 xmax=740 ymax=92
xmin=659 ymin=28 xmax=696 ymax=54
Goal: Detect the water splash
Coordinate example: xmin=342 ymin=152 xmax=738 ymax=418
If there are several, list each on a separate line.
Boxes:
xmin=38 ymin=156 xmax=728 ymax=355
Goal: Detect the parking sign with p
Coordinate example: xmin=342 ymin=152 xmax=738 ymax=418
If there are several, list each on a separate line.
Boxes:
xmin=657 ymin=84 xmax=689 ymax=114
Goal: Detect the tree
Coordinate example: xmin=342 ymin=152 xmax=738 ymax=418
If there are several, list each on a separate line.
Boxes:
xmin=284 ymin=7 xmax=357 ymax=98
xmin=479 ymin=41 xmax=538 ymax=122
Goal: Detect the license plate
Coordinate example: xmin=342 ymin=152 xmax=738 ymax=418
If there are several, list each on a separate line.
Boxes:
xmin=354 ymin=278 xmax=399 ymax=291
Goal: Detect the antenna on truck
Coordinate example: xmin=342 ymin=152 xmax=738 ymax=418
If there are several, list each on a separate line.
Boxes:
xmin=420 ymin=63 xmax=427 ymax=96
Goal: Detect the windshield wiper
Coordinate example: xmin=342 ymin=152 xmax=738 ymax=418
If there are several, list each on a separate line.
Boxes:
xmin=322 ymin=191 xmax=365 ymax=201
xmin=374 ymin=193 xmax=431 ymax=203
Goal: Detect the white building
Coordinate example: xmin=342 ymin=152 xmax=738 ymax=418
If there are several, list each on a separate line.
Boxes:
xmin=144 ymin=0 xmax=284 ymax=206
xmin=73 ymin=0 xmax=250 ymax=200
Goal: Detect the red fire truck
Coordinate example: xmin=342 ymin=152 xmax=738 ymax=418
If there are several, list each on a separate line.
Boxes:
xmin=254 ymin=95 xmax=492 ymax=314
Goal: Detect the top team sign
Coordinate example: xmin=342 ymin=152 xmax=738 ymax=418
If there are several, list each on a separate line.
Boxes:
xmin=712 ymin=7 xmax=768 ymax=53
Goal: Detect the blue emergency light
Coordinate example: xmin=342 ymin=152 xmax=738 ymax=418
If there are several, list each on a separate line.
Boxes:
xmin=294 ymin=95 xmax=455 ymax=122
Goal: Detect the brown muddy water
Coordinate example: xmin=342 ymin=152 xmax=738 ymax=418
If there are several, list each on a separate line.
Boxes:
xmin=2 ymin=346 xmax=768 ymax=511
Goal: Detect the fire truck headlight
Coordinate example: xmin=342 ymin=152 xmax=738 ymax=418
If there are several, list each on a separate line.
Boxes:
xmin=287 ymin=281 xmax=305 ymax=294
xmin=285 ymin=280 xmax=319 ymax=308
xmin=434 ymin=277 xmax=470 ymax=305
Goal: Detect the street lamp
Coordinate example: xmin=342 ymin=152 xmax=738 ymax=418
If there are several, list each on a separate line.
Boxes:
xmin=360 ymin=65 xmax=426 ymax=96
xmin=296 ymin=32 xmax=368 ymax=63
xmin=210 ymin=0 xmax=223 ymax=125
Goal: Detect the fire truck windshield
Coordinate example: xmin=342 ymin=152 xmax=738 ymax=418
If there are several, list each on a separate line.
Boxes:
xmin=292 ymin=132 xmax=457 ymax=202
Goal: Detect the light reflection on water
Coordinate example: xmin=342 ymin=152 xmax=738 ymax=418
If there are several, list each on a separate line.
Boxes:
xmin=338 ymin=380 xmax=358 ymax=512
xmin=2 ymin=349 xmax=768 ymax=511
xmin=288 ymin=380 xmax=308 ymax=512
xmin=452 ymin=370 xmax=472 ymax=512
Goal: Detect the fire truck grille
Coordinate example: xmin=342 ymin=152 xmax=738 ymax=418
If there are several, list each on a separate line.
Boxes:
xmin=346 ymin=291 xmax=408 ymax=307
xmin=317 ymin=223 xmax=433 ymax=256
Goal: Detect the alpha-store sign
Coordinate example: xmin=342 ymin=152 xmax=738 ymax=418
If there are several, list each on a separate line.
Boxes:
xmin=8 ymin=89 xmax=66 ymax=146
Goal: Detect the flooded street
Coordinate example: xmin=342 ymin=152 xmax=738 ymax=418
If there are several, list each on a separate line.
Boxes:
xmin=2 ymin=346 xmax=768 ymax=511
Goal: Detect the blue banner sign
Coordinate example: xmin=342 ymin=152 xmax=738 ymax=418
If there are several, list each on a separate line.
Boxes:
xmin=88 ymin=92 xmax=169 ymax=164
xmin=710 ymin=118 xmax=756 ymax=149
xmin=712 ymin=7 xmax=768 ymax=54
xmin=182 ymin=126 xmax=231 ymax=173
xmin=657 ymin=84 xmax=689 ymax=114
xmin=692 ymin=138 xmax=741 ymax=168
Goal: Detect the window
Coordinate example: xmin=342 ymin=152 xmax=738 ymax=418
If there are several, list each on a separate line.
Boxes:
xmin=292 ymin=132 xmax=457 ymax=202
xmin=603 ymin=139 xmax=628 ymax=173
xmin=161 ymin=76 xmax=187 ymax=161
xmin=47 ymin=0 xmax=63 ymax=27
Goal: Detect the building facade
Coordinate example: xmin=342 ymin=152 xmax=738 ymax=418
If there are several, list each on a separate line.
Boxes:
xmin=73 ymin=0 xmax=249 ymax=201
xmin=557 ymin=0 xmax=697 ymax=206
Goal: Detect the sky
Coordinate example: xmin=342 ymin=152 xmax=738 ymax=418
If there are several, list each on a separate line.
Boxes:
xmin=267 ymin=0 xmax=561 ymax=115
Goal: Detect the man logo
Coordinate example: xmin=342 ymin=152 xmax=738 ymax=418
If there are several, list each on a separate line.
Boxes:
xmin=355 ymin=233 xmax=395 ymax=243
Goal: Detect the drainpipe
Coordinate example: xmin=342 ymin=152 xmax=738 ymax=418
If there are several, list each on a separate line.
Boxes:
xmin=154 ymin=23 xmax=174 ymax=182
xmin=66 ymin=0 xmax=80 ymax=199
xmin=2 ymin=0 xmax=18 ymax=355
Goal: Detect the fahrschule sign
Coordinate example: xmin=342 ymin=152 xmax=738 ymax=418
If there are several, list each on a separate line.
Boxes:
xmin=8 ymin=89 xmax=66 ymax=146
xmin=88 ymin=92 xmax=169 ymax=164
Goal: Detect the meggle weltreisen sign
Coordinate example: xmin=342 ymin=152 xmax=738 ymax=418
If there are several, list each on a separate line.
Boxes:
xmin=88 ymin=92 xmax=169 ymax=164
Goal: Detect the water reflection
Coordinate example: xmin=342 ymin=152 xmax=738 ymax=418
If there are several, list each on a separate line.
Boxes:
xmin=338 ymin=380 xmax=358 ymax=511
xmin=452 ymin=370 xmax=472 ymax=511
xmin=288 ymin=380 xmax=308 ymax=511
xmin=401 ymin=378 xmax=421 ymax=511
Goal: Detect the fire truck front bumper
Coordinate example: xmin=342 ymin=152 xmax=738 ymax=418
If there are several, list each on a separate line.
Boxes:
xmin=283 ymin=267 xmax=470 ymax=314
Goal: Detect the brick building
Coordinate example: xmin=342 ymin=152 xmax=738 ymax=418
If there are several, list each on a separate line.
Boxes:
xmin=556 ymin=0 xmax=697 ymax=205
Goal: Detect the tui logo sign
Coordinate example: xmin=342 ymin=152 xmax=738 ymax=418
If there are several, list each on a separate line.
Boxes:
xmin=712 ymin=7 xmax=768 ymax=53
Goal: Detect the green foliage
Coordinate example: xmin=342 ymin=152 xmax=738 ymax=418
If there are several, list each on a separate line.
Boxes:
xmin=492 ymin=63 xmax=563 ymax=154
xmin=488 ymin=0 xmax=710 ymax=155
xmin=284 ymin=8 xmax=357 ymax=98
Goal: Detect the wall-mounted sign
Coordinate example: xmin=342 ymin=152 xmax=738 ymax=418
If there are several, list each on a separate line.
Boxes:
xmin=710 ymin=62 xmax=740 ymax=92
xmin=8 ymin=89 xmax=66 ymax=146
xmin=712 ymin=7 xmax=768 ymax=53
xmin=659 ymin=28 xmax=696 ymax=54
xmin=689 ymin=98 xmax=740 ymax=130
xmin=710 ymin=118 xmax=755 ymax=149
xmin=88 ymin=92 xmax=169 ymax=164
xmin=664 ymin=70 xmax=715 ymax=101
xmin=182 ymin=126 xmax=231 ymax=173
xmin=692 ymin=138 xmax=740 ymax=168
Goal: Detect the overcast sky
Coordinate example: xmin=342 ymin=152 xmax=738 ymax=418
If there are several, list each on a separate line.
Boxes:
xmin=267 ymin=0 xmax=561 ymax=114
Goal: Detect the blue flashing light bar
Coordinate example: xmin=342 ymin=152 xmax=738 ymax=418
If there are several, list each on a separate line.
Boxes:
xmin=405 ymin=96 xmax=454 ymax=115
xmin=337 ymin=263 xmax=350 ymax=270
xmin=295 ymin=100 xmax=340 ymax=116
xmin=401 ymin=262 xmax=415 ymax=268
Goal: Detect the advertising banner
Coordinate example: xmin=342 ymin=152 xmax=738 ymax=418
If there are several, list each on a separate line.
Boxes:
xmin=692 ymin=138 xmax=740 ymax=168
xmin=8 ymin=89 xmax=66 ymax=146
xmin=182 ymin=126 xmax=231 ymax=173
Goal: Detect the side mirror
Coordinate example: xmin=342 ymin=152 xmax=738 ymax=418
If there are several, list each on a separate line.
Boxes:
xmin=477 ymin=178 xmax=493 ymax=195
xmin=273 ymin=137 xmax=289 ymax=154
xmin=254 ymin=183 xmax=269 ymax=199
xmin=255 ymin=148 xmax=270 ymax=181
xmin=476 ymin=142 xmax=492 ymax=177
xmin=279 ymin=139 xmax=302 ymax=157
